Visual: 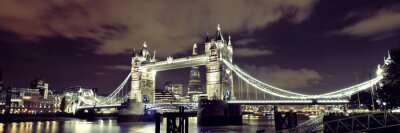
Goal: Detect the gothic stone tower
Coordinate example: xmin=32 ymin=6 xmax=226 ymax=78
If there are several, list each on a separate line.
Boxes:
xmin=130 ymin=42 xmax=156 ymax=103
xmin=205 ymin=24 xmax=234 ymax=100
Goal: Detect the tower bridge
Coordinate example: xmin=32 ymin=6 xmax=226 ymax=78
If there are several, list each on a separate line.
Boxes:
xmin=70 ymin=24 xmax=388 ymax=124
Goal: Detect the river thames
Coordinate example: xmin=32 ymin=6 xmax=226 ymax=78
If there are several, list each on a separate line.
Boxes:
xmin=0 ymin=116 xmax=287 ymax=133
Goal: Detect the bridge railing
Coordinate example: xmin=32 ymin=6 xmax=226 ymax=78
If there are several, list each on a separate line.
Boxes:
xmin=278 ymin=111 xmax=400 ymax=133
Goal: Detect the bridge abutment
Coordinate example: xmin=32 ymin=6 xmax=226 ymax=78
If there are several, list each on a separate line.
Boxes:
xmin=117 ymin=101 xmax=156 ymax=122
xmin=197 ymin=99 xmax=242 ymax=126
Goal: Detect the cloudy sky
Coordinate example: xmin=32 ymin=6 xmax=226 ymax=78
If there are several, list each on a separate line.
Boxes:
xmin=0 ymin=0 xmax=399 ymax=97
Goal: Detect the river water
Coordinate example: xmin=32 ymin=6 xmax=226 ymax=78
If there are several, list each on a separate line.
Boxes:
xmin=0 ymin=116 xmax=283 ymax=133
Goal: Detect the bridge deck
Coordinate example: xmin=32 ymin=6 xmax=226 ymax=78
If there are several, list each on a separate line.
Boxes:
xmin=227 ymin=99 xmax=349 ymax=105
xmin=78 ymin=99 xmax=348 ymax=110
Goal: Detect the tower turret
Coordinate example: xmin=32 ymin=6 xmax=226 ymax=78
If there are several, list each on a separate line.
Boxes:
xmin=385 ymin=50 xmax=393 ymax=65
xmin=193 ymin=43 xmax=198 ymax=56
xmin=140 ymin=41 xmax=151 ymax=62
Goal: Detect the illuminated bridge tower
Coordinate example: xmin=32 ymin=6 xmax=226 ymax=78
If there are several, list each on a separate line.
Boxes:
xmin=198 ymin=25 xmax=240 ymax=126
xmin=204 ymin=24 xmax=234 ymax=101
xmin=130 ymin=42 xmax=156 ymax=103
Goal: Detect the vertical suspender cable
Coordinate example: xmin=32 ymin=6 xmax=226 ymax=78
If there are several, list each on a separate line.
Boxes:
xmin=255 ymin=86 xmax=257 ymax=100
xmin=246 ymin=82 xmax=249 ymax=100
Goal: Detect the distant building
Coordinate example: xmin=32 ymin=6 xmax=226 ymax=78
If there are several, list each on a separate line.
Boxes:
xmin=30 ymin=78 xmax=49 ymax=99
xmin=0 ymin=78 xmax=61 ymax=114
xmin=188 ymin=66 xmax=204 ymax=101
xmin=155 ymin=89 xmax=175 ymax=102
xmin=171 ymin=84 xmax=183 ymax=96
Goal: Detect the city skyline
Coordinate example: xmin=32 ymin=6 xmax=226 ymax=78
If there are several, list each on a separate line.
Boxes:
xmin=0 ymin=0 xmax=400 ymax=95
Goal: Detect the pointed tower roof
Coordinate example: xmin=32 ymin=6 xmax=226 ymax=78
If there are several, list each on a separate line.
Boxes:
xmin=385 ymin=50 xmax=393 ymax=65
xmin=143 ymin=41 xmax=147 ymax=48
xmin=215 ymin=24 xmax=224 ymax=41
xmin=140 ymin=41 xmax=150 ymax=58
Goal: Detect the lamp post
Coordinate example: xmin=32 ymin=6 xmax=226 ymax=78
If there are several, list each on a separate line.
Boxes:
xmin=383 ymin=102 xmax=387 ymax=112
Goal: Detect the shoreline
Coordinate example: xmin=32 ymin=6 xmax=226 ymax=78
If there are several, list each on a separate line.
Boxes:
xmin=0 ymin=113 xmax=117 ymax=123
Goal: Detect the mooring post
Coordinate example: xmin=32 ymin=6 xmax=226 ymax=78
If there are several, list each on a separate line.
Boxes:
xmin=273 ymin=106 xmax=283 ymax=131
xmin=155 ymin=113 xmax=160 ymax=133
xmin=185 ymin=115 xmax=188 ymax=133
xmin=167 ymin=116 xmax=171 ymax=133
xmin=179 ymin=106 xmax=184 ymax=133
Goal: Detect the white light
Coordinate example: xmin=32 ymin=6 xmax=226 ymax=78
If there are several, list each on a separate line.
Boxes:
xmin=376 ymin=65 xmax=383 ymax=77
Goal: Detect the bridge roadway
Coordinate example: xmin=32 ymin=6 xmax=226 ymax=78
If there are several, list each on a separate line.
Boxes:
xmin=77 ymin=99 xmax=349 ymax=110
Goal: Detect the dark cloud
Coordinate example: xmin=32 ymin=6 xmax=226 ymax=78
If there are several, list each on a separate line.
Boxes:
xmin=1 ymin=0 xmax=400 ymax=95
xmin=340 ymin=5 xmax=400 ymax=37
xmin=234 ymin=48 xmax=274 ymax=57
xmin=243 ymin=65 xmax=322 ymax=90
xmin=104 ymin=65 xmax=130 ymax=71
xmin=0 ymin=0 xmax=316 ymax=57
xmin=235 ymin=38 xmax=257 ymax=46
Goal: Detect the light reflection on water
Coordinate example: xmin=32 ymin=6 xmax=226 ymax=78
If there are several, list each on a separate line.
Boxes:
xmin=0 ymin=117 xmax=278 ymax=133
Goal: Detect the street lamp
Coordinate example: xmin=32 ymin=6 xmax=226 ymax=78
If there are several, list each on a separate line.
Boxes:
xmin=383 ymin=102 xmax=387 ymax=112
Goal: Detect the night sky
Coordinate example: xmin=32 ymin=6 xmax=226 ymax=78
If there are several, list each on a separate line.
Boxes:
xmin=0 ymin=0 xmax=399 ymax=96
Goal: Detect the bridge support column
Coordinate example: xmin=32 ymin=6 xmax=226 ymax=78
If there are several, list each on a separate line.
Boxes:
xmin=130 ymin=55 xmax=142 ymax=102
xmin=206 ymin=52 xmax=222 ymax=100
xmin=123 ymin=55 xmax=156 ymax=122
xmin=197 ymin=99 xmax=226 ymax=126
xmin=140 ymin=71 xmax=156 ymax=103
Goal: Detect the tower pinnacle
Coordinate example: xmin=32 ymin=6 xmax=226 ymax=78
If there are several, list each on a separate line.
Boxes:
xmin=193 ymin=43 xmax=198 ymax=55
xmin=215 ymin=24 xmax=224 ymax=41
xmin=228 ymin=35 xmax=232 ymax=46
xmin=143 ymin=41 xmax=147 ymax=48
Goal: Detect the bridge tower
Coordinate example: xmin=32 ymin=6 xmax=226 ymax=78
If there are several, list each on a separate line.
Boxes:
xmin=205 ymin=24 xmax=234 ymax=100
xmin=130 ymin=42 xmax=156 ymax=103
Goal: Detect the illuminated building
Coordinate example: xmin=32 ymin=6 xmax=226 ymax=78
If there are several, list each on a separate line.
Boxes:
xmin=171 ymin=84 xmax=183 ymax=97
xmin=155 ymin=89 xmax=175 ymax=102
xmin=30 ymin=78 xmax=49 ymax=99
xmin=0 ymin=78 xmax=61 ymax=114
xmin=188 ymin=66 xmax=203 ymax=101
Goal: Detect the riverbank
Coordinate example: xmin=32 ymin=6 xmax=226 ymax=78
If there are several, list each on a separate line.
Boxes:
xmin=0 ymin=113 xmax=118 ymax=122
xmin=0 ymin=113 xmax=74 ymax=122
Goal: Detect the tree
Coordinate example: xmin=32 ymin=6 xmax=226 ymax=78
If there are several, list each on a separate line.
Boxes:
xmin=377 ymin=47 xmax=400 ymax=110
